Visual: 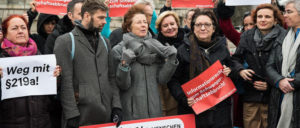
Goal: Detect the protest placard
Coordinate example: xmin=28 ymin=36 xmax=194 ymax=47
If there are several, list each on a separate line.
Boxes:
xmin=172 ymin=0 xmax=214 ymax=8
xmin=108 ymin=0 xmax=137 ymax=17
xmin=0 ymin=55 xmax=57 ymax=100
xmin=226 ymin=0 xmax=271 ymax=6
xmin=35 ymin=0 xmax=71 ymax=15
xmin=181 ymin=60 xmax=236 ymax=115
xmin=80 ymin=114 xmax=195 ymax=128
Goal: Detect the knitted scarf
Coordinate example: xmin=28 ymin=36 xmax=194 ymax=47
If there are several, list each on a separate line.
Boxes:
xmin=1 ymin=38 xmax=37 ymax=56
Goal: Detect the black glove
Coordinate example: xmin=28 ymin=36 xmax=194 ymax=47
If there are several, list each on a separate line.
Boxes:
xmin=67 ymin=116 xmax=80 ymax=128
xmin=111 ymin=108 xmax=122 ymax=127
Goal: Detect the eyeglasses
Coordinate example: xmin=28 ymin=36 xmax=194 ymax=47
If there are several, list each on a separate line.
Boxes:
xmin=283 ymin=10 xmax=294 ymax=15
xmin=194 ymin=23 xmax=212 ymax=29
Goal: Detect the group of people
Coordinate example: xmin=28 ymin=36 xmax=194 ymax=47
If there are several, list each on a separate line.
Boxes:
xmin=0 ymin=0 xmax=299 ymax=128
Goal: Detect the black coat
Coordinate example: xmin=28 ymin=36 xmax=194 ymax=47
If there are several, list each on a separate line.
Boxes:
xmin=266 ymin=29 xmax=300 ymax=128
xmin=167 ymin=35 xmax=236 ymax=127
xmin=0 ymin=51 xmax=51 ymax=128
xmin=232 ymin=26 xmax=286 ymax=103
xmin=44 ymin=15 xmax=74 ymax=54
xmin=30 ymin=14 xmax=59 ymax=54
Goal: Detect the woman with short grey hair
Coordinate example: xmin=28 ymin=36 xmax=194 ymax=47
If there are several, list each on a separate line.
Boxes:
xmin=266 ymin=0 xmax=300 ymax=127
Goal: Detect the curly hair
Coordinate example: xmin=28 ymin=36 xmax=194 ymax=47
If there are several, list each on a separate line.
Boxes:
xmin=122 ymin=4 xmax=146 ymax=33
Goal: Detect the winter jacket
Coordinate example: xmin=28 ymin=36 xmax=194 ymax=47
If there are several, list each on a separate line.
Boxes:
xmin=232 ymin=26 xmax=286 ymax=103
xmin=29 ymin=13 xmax=59 ymax=54
xmin=0 ymin=50 xmax=52 ymax=128
xmin=45 ymin=15 xmax=74 ymax=54
xmin=111 ymin=32 xmax=178 ymax=121
xmin=168 ymin=34 xmax=236 ymax=128
xmin=54 ymin=25 xmax=121 ymax=127
xmin=266 ymin=30 xmax=300 ymax=128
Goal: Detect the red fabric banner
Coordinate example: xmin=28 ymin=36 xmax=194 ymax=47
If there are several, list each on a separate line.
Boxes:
xmin=108 ymin=0 xmax=137 ymax=17
xmin=172 ymin=0 xmax=214 ymax=8
xmin=80 ymin=114 xmax=195 ymax=128
xmin=35 ymin=0 xmax=71 ymax=15
xmin=182 ymin=60 xmax=236 ymax=115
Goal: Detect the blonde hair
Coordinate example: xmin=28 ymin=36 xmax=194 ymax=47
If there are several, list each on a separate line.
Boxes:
xmin=155 ymin=11 xmax=180 ymax=32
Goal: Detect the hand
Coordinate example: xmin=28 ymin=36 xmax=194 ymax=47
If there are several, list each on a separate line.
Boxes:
xmin=0 ymin=67 xmax=2 ymax=78
xmin=23 ymin=13 xmax=29 ymax=23
xmin=279 ymin=78 xmax=295 ymax=93
xmin=253 ymin=81 xmax=267 ymax=91
xmin=165 ymin=0 xmax=172 ymax=7
xmin=239 ymin=69 xmax=255 ymax=81
xmin=187 ymin=97 xmax=195 ymax=107
xmin=111 ymin=108 xmax=122 ymax=127
xmin=121 ymin=47 xmax=136 ymax=66
xmin=53 ymin=65 xmax=61 ymax=77
xmin=223 ymin=65 xmax=231 ymax=76
xmin=30 ymin=1 xmax=37 ymax=12
xmin=67 ymin=116 xmax=80 ymax=128
xmin=126 ymin=41 xmax=144 ymax=56
xmin=164 ymin=45 xmax=177 ymax=57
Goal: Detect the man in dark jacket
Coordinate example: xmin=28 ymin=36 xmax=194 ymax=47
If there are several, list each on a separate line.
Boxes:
xmin=44 ymin=0 xmax=84 ymax=54
xmin=54 ymin=0 xmax=122 ymax=128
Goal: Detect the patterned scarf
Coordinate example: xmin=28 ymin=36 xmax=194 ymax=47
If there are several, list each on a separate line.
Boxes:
xmin=1 ymin=38 xmax=37 ymax=56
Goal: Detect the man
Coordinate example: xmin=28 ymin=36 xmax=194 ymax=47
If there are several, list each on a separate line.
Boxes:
xmin=44 ymin=0 xmax=84 ymax=54
xmin=54 ymin=0 xmax=122 ymax=128
xmin=109 ymin=0 xmax=157 ymax=47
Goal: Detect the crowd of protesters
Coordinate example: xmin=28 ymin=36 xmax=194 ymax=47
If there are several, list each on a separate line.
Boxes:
xmin=0 ymin=0 xmax=299 ymax=128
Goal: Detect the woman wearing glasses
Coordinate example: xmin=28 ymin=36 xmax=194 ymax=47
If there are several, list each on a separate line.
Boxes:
xmin=232 ymin=4 xmax=286 ymax=128
xmin=266 ymin=0 xmax=300 ymax=127
xmin=168 ymin=8 xmax=236 ymax=128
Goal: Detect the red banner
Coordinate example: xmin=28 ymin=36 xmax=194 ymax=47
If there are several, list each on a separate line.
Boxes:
xmin=80 ymin=114 xmax=195 ymax=128
xmin=108 ymin=0 xmax=137 ymax=17
xmin=172 ymin=0 xmax=214 ymax=8
xmin=35 ymin=0 xmax=71 ymax=15
xmin=182 ymin=60 xmax=236 ymax=115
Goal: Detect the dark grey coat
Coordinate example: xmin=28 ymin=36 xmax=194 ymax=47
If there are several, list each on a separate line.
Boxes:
xmin=111 ymin=32 xmax=178 ymax=121
xmin=54 ymin=26 xmax=121 ymax=127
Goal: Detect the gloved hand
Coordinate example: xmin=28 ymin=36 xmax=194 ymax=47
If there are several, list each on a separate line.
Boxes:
xmin=164 ymin=45 xmax=177 ymax=57
xmin=67 ymin=116 xmax=80 ymax=128
xmin=127 ymin=41 xmax=144 ymax=56
xmin=111 ymin=108 xmax=122 ymax=127
xmin=121 ymin=47 xmax=136 ymax=66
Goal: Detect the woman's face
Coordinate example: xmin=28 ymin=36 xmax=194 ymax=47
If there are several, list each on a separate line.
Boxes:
xmin=160 ymin=15 xmax=178 ymax=38
xmin=6 ymin=17 xmax=29 ymax=45
xmin=129 ymin=14 xmax=148 ymax=37
xmin=193 ymin=15 xmax=215 ymax=43
xmin=243 ymin=16 xmax=255 ymax=31
xmin=256 ymin=8 xmax=276 ymax=34
xmin=284 ymin=3 xmax=300 ymax=30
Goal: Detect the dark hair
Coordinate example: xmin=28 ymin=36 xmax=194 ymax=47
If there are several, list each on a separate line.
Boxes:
xmin=190 ymin=8 xmax=220 ymax=36
xmin=122 ymin=4 xmax=146 ymax=33
xmin=81 ymin=0 xmax=108 ymax=18
xmin=251 ymin=3 xmax=284 ymax=26
xmin=185 ymin=8 xmax=196 ymax=19
xmin=2 ymin=15 xmax=29 ymax=37
xmin=67 ymin=0 xmax=84 ymax=13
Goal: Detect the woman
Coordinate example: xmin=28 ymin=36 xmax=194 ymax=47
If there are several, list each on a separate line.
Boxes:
xmin=167 ymin=8 xmax=235 ymax=128
xmin=266 ymin=0 xmax=300 ymax=128
xmin=232 ymin=4 xmax=286 ymax=128
xmin=155 ymin=11 xmax=185 ymax=116
xmin=0 ymin=15 xmax=60 ymax=128
xmin=111 ymin=5 xmax=178 ymax=121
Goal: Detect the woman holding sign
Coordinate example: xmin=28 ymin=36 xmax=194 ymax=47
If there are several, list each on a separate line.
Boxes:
xmin=167 ymin=8 xmax=236 ymax=128
xmin=111 ymin=4 xmax=178 ymax=121
xmin=232 ymin=4 xmax=286 ymax=128
xmin=266 ymin=0 xmax=300 ymax=128
xmin=0 ymin=15 xmax=60 ymax=128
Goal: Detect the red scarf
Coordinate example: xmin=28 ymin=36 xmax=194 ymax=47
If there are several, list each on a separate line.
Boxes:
xmin=1 ymin=38 xmax=37 ymax=56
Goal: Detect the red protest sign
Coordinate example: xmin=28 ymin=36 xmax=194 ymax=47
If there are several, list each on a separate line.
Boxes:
xmin=35 ymin=0 xmax=71 ymax=15
xmin=80 ymin=114 xmax=195 ymax=128
xmin=172 ymin=0 xmax=214 ymax=8
xmin=182 ymin=60 xmax=236 ymax=115
xmin=108 ymin=0 xmax=137 ymax=17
